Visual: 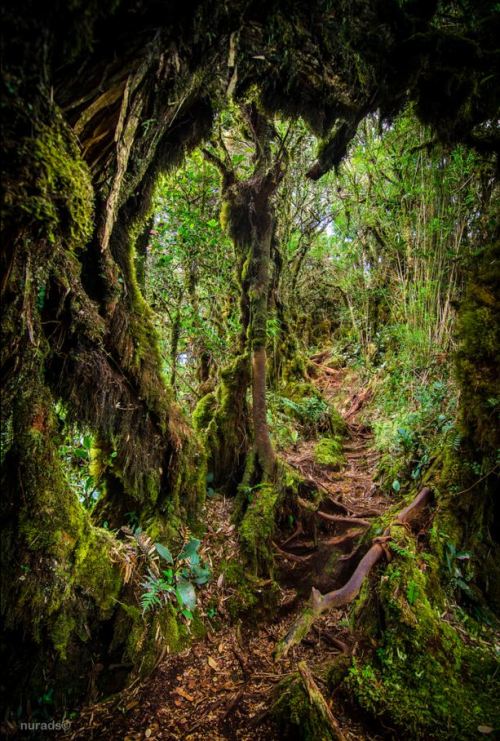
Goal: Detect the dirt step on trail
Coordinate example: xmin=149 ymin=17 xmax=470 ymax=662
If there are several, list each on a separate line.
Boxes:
xmin=67 ymin=368 xmax=390 ymax=741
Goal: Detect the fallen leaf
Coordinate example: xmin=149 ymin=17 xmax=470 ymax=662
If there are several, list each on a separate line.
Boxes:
xmin=175 ymin=687 xmax=194 ymax=702
xmin=217 ymin=573 xmax=224 ymax=589
xmin=207 ymin=656 xmax=220 ymax=671
xmin=218 ymin=642 xmax=224 ymax=653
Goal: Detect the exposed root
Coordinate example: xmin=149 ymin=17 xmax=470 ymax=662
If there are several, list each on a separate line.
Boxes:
xmin=320 ymin=529 xmax=366 ymax=547
xmin=273 ymin=542 xmax=314 ymax=563
xmin=316 ymin=511 xmax=371 ymax=527
xmin=275 ymin=487 xmax=433 ymax=658
xmin=280 ymin=521 xmax=304 ymax=546
xmin=297 ymin=661 xmax=347 ymax=741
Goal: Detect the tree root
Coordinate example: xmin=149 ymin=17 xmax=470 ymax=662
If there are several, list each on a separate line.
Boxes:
xmin=273 ymin=542 xmax=314 ymax=563
xmin=297 ymin=661 xmax=346 ymax=741
xmin=320 ymin=529 xmax=366 ymax=547
xmin=275 ymin=487 xmax=432 ymax=658
xmin=316 ymin=511 xmax=371 ymax=527
xmin=281 ymin=521 xmax=305 ymax=545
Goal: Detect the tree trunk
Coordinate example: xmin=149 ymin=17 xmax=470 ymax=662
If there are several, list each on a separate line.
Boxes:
xmin=248 ymin=194 xmax=276 ymax=475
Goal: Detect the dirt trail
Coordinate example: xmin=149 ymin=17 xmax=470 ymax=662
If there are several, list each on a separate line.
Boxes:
xmin=67 ymin=368 xmax=389 ymax=741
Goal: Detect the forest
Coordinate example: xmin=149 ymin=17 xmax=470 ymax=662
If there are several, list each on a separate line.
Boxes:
xmin=0 ymin=1 xmax=499 ymax=739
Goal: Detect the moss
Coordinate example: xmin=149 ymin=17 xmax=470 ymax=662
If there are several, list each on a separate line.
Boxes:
xmin=50 ymin=613 xmax=77 ymax=660
xmin=455 ymin=239 xmax=500 ymax=459
xmin=220 ymin=561 xmax=259 ymax=618
xmin=239 ymin=482 xmax=280 ymax=574
xmin=8 ymin=112 xmax=94 ymax=251
xmin=330 ymin=407 xmax=347 ymax=437
xmin=197 ymin=353 xmax=251 ymax=489
xmin=272 ymin=672 xmax=337 ymax=741
xmin=313 ymin=436 xmax=346 ymax=469
xmin=343 ymin=525 xmax=500 ymax=739
xmin=193 ymin=392 xmax=217 ymax=431
xmin=73 ymin=526 xmax=123 ymax=616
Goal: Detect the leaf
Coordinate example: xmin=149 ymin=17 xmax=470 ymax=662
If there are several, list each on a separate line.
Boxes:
xmin=175 ymin=687 xmax=194 ymax=702
xmin=192 ymin=564 xmax=211 ymax=585
xmin=155 ymin=543 xmax=174 ymax=564
xmin=392 ymin=480 xmax=401 ymax=493
xmin=207 ymin=656 xmax=219 ymax=671
xmin=179 ymin=538 xmax=201 ymax=562
xmin=176 ymin=578 xmax=197 ymax=610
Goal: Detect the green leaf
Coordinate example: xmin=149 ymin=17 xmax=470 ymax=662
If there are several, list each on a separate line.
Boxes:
xmin=176 ymin=579 xmax=197 ymax=610
xmin=192 ymin=564 xmax=211 ymax=585
xmin=179 ymin=538 xmax=201 ymax=561
xmin=392 ymin=480 xmax=401 ymax=493
xmin=155 ymin=543 xmax=174 ymax=564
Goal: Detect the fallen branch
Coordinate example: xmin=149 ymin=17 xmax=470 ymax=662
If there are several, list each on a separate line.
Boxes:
xmin=297 ymin=661 xmax=346 ymax=741
xmin=275 ymin=487 xmax=432 ymax=658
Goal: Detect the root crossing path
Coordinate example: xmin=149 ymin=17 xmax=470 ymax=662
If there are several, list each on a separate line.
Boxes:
xmin=68 ymin=368 xmax=392 ymax=741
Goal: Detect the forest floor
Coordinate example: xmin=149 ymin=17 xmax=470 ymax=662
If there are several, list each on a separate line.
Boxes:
xmin=67 ymin=368 xmax=393 ymax=741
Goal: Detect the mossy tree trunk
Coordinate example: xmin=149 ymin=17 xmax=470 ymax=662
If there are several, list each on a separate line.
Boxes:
xmin=199 ymin=104 xmax=285 ymax=482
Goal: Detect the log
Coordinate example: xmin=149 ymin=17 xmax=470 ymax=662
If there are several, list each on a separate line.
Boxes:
xmin=275 ymin=488 xmax=432 ymax=658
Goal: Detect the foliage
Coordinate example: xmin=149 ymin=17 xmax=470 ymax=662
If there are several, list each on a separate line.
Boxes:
xmin=140 ymin=535 xmax=211 ymax=621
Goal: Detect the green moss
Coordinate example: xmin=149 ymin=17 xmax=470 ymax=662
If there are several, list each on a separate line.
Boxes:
xmin=73 ymin=527 xmax=123 ymax=615
xmin=313 ymin=436 xmax=346 ymax=469
xmin=272 ymin=673 xmax=337 ymax=741
xmin=343 ymin=526 xmax=500 ymax=739
xmin=28 ymin=117 xmax=94 ymax=249
xmin=197 ymin=353 xmax=251 ymax=488
xmin=239 ymin=482 xmax=280 ymax=574
xmin=219 ymin=560 xmax=277 ymax=619
xmin=455 ymin=239 xmax=500 ymax=458
xmin=193 ymin=392 xmax=217 ymax=431
xmin=330 ymin=407 xmax=347 ymax=436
